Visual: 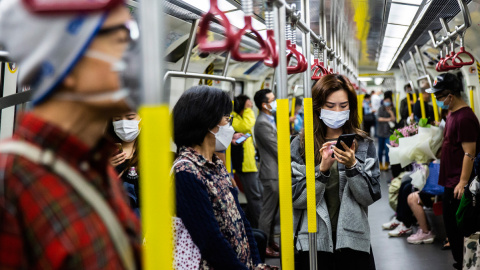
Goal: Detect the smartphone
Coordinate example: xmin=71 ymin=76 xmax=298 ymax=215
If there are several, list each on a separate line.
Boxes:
xmin=115 ymin=143 xmax=123 ymax=153
xmin=331 ymin=134 xmax=356 ymax=158
xmin=235 ymin=133 xmax=252 ymax=144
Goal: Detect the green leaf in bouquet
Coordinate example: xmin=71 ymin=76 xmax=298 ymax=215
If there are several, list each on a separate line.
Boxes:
xmin=418 ymin=118 xmax=430 ymax=128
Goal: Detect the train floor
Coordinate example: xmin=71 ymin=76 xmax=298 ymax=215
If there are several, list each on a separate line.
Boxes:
xmin=263 ymin=170 xmax=456 ymax=270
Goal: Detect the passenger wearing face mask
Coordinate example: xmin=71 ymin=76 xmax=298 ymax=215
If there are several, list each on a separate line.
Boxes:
xmin=0 ymin=2 xmax=141 ymax=269
xmin=107 ymin=112 xmax=141 ymax=216
xmin=254 ymin=89 xmax=281 ymax=258
xmin=173 ymin=86 xmax=277 ymax=270
xmin=377 ymin=96 xmax=396 ymax=171
xmin=291 ymin=74 xmax=381 ymax=270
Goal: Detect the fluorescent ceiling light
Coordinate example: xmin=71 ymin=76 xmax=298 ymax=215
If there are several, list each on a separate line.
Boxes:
xmin=180 ymin=0 xmax=236 ymax=13
xmin=392 ymin=0 xmax=423 ymax=4
xmin=358 ymin=77 xmax=373 ymax=82
xmin=384 ymin=24 xmax=409 ymax=38
xmin=383 ymin=37 xmax=402 ymax=47
xmin=387 ymin=3 xmax=419 ymax=25
xmin=380 ymin=46 xmax=398 ymax=55
xmin=374 ymin=78 xmax=385 ymax=85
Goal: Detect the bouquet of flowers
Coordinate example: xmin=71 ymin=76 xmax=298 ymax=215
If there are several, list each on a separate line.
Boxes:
xmin=389 ymin=123 xmax=419 ymax=147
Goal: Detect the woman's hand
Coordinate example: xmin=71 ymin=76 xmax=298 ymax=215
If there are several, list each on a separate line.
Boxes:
xmin=319 ymin=142 xmax=336 ymax=173
xmin=110 ymin=152 xmax=127 ymax=166
xmin=333 ymin=140 xmax=357 ymax=168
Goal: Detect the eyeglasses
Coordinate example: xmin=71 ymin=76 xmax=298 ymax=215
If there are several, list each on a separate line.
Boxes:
xmin=97 ymin=20 xmax=139 ymax=42
xmin=224 ymin=114 xmax=233 ymax=125
xmin=435 ymin=94 xmax=449 ymax=101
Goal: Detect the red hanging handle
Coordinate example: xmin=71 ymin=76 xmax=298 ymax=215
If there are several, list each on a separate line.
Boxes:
xmin=197 ymin=0 xmax=234 ymax=52
xmin=453 ymin=47 xmax=475 ymax=67
xmin=286 ymin=41 xmax=304 ymax=74
xmin=442 ymin=52 xmax=460 ymax=70
xmin=231 ymin=17 xmax=270 ymax=61
xmin=436 ymin=58 xmax=444 ymax=72
xmin=311 ymin=59 xmax=328 ymax=80
xmin=264 ymin=30 xmax=279 ymax=67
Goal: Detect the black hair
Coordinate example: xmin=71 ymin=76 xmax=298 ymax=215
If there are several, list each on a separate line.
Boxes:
xmin=254 ymin=89 xmax=272 ymax=110
xmin=173 ymin=86 xmax=232 ymax=148
xmin=364 ymin=94 xmax=371 ymax=99
xmin=234 ymin=94 xmax=250 ymax=114
xmin=384 ymin=90 xmax=393 ymax=101
xmin=295 ymin=97 xmax=303 ymax=107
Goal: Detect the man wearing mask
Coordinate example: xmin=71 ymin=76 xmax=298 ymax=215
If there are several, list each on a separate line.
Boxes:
xmin=254 ymin=89 xmax=280 ymax=258
xmin=0 ymin=1 xmax=141 ymax=269
xmin=427 ymin=73 xmax=480 ymax=270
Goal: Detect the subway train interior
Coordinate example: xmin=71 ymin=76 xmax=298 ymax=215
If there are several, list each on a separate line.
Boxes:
xmin=2 ymin=0 xmax=480 ymax=269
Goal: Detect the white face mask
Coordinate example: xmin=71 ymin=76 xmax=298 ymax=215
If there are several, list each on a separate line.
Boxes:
xmin=264 ymin=100 xmax=277 ymax=113
xmin=113 ymin=119 xmax=141 ymax=142
xmin=209 ymin=124 xmax=235 ymax=151
xmin=320 ymin=109 xmax=350 ymax=129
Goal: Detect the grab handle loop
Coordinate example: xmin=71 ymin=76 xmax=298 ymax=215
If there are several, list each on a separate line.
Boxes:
xmin=197 ymin=0 xmax=234 ymax=52
xmin=263 ymin=8 xmax=279 ymax=67
xmin=231 ymin=0 xmax=270 ymax=61
xmin=311 ymin=44 xmax=328 ymax=80
xmin=453 ymin=32 xmax=474 ymax=67
xmin=286 ymin=22 xmax=304 ymax=74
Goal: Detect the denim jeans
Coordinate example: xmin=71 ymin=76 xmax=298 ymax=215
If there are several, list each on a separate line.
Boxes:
xmin=377 ymin=137 xmax=390 ymax=163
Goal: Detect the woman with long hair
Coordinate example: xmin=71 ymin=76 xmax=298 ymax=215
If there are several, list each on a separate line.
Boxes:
xmin=108 ymin=111 xmax=141 ymax=216
xmin=291 ymin=74 xmax=381 ymax=270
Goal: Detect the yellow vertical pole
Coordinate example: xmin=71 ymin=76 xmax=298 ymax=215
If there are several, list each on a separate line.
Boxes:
xmin=418 ymin=92 xmax=426 ymax=119
xmin=396 ymin=93 xmax=401 ymax=122
xmin=303 ymin=98 xmax=317 ymax=233
xmin=431 ymin=94 xmax=440 ymax=122
xmin=140 ymin=106 xmax=173 ymax=269
xmin=357 ymin=94 xmax=364 ymax=125
xmin=412 ymin=92 xmax=417 ymax=103
xmin=470 ymin=87 xmax=475 ymax=113
xmin=277 ymin=99 xmax=294 ymax=269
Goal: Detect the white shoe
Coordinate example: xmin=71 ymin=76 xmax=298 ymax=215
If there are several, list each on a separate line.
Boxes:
xmin=388 ymin=223 xmax=413 ymax=237
xmin=382 ymin=216 xmax=400 ymax=230
xmin=407 ymin=229 xmax=435 ymax=244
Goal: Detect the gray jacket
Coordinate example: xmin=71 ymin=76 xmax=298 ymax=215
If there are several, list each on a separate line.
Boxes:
xmin=254 ymin=112 xmax=278 ymax=180
xmin=291 ymin=136 xmax=381 ymax=253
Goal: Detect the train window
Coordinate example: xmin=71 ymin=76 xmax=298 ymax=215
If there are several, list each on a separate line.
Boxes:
xmin=235 ymin=81 xmax=244 ymax=96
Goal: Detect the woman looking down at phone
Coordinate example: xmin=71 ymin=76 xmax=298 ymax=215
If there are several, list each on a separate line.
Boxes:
xmin=108 ymin=111 xmax=141 ymax=216
xmin=291 ymin=74 xmax=381 ymax=270
xmin=231 ymin=94 xmax=263 ymax=229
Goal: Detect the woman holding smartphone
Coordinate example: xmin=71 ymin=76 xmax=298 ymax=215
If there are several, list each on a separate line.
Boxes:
xmin=231 ymin=95 xmax=263 ymax=229
xmin=291 ymin=74 xmax=381 ymax=270
xmin=108 ymin=111 xmax=141 ymax=216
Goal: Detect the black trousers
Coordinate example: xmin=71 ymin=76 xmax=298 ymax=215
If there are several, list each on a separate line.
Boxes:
xmin=396 ymin=179 xmax=415 ymax=227
xmin=295 ymin=247 xmax=375 ymax=270
xmin=443 ymin=187 xmax=463 ymax=268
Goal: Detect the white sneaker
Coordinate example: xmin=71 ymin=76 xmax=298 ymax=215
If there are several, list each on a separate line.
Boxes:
xmin=382 ymin=216 xmax=400 ymax=230
xmin=388 ymin=223 xmax=413 ymax=237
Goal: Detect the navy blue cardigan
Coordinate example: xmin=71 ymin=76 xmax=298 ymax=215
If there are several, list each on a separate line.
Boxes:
xmin=175 ymin=170 xmax=261 ymax=269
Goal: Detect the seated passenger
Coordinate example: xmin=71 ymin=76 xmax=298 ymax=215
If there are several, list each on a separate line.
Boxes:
xmin=108 ymin=111 xmax=141 ymax=216
xmin=172 ymin=86 xmax=271 ymax=269
xmin=406 ymin=191 xmax=436 ymax=244
xmin=385 ymin=176 xmax=414 ymax=237
xmin=291 ymin=74 xmax=381 ymax=270
xmin=0 ymin=2 xmax=141 ymax=269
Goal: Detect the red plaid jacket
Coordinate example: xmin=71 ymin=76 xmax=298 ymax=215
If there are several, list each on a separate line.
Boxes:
xmin=0 ymin=113 xmax=142 ymax=269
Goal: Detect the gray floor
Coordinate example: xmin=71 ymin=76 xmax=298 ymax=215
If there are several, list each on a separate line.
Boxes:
xmin=263 ymin=170 xmax=457 ymax=270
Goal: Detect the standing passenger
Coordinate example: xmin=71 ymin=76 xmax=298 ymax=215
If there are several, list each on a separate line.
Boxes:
xmin=254 ymin=89 xmax=281 ymax=258
xmin=376 ymin=96 xmax=396 ymax=171
xmin=173 ymin=86 xmax=269 ymax=269
xmin=0 ymin=2 xmax=141 ymax=269
xmin=291 ymin=74 xmax=381 ymax=270
xmin=232 ymin=95 xmax=263 ymax=228
xmin=427 ymin=73 xmax=480 ymax=270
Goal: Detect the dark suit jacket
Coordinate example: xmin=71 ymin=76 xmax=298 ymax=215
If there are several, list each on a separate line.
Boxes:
xmin=254 ymin=112 xmax=278 ymax=180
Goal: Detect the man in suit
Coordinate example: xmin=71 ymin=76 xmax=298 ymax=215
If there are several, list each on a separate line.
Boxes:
xmin=253 ymin=89 xmax=280 ymax=258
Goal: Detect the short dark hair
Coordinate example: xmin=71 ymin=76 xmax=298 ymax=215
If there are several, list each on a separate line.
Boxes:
xmin=173 ymin=86 xmax=232 ymax=148
xmin=295 ymin=97 xmax=303 ymax=107
xmin=234 ymin=94 xmax=250 ymax=114
xmin=384 ymin=90 xmax=393 ymax=101
xmin=404 ymin=84 xmax=412 ymax=91
xmin=254 ymin=89 xmax=272 ymax=110
xmin=364 ymin=94 xmax=371 ymax=99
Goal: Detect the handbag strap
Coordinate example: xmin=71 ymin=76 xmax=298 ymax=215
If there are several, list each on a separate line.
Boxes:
xmin=0 ymin=141 xmax=135 ymax=270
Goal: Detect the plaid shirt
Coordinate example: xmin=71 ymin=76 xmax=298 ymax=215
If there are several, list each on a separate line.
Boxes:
xmin=0 ymin=113 xmax=142 ymax=269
